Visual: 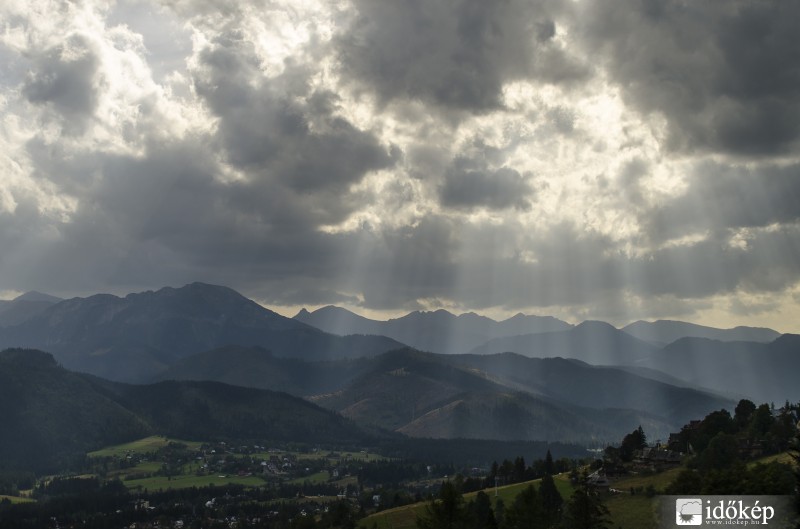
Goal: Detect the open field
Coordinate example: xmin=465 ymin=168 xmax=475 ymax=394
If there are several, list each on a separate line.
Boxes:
xmin=605 ymin=493 xmax=658 ymax=529
xmin=599 ymin=468 xmax=684 ymax=529
xmin=104 ymin=461 xmax=164 ymax=480
xmin=0 ymin=495 xmax=35 ymax=504
xmin=294 ymin=450 xmax=384 ymax=462
xmin=88 ymin=436 xmax=202 ymax=458
xmin=609 ymin=466 xmax=685 ymax=492
xmin=288 ymin=471 xmax=330 ymax=485
xmin=123 ymin=473 xmax=265 ymax=491
xmin=750 ymin=451 xmax=793 ymax=466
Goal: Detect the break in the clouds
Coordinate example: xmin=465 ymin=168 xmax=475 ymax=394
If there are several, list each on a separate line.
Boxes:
xmin=1 ymin=0 xmax=799 ymax=332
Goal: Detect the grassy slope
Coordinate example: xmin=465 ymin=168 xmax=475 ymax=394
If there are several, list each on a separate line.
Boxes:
xmin=124 ymin=474 xmax=265 ymax=491
xmin=358 ymin=452 xmax=797 ymax=529
xmin=288 ymin=471 xmax=330 ymax=485
xmin=359 ymin=475 xmax=575 ymax=529
xmin=0 ymin=495 xmax=35 ymax=504
xmin=88 ymin=435 xmax=202 ymax=457
xmin=602 ymin=468 xmax=686 ymax=529
xmin=604 ymin=453 xmax=797 ymax=529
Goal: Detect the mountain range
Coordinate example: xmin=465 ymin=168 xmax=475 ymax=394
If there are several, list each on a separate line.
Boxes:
xmin=295 ymin=306 xmax=782 ymax=352
xmin=0 ymin=282 xmax=796 ymax=450
xmin=297 ymin=306 xmax=798 ymax=404
xmin=642 ymin=335 xmax=800 ymax=404
xmin=465 ymin=320 xmax=659 ymax=365
xmin=294 ymin=305 xmax=573 ymax=355
xmin=293 ymin=306 xmax=796 ymax=403
xmin=0 ymin=283 xmax=402 ymax=382
xmin=460 ymin=321 xmax=798 ymax=404
xmin=622 ymin=319 xmax=781 ymax=346
xmin=161 ymin=345 xmax=733 ymax=444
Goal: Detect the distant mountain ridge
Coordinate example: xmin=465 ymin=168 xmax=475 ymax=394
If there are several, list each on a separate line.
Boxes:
xmin=1 ymin=284 xmax=794 ymax=432
xmin=162 ymin=344 xmax=734 ymax=443
xmin=445 ymin=353 xmax=732 ymax=426
xmin=294 ymin=305 xmax=573 ymax=354
xmin=296 ymin=307 xmax=800 ymax=402
xmin=623 ymin=319 xmax=781 ymax=345
xmin=642 ymin=334 xmax=800 ymax=403
xmin=306 ymin=348 xmax=733 ymax=443
xmin=467 ymin=320 xmax=660 ymax=366
xmin=0 ymin=283 xmax=403 ymax=382
xmin=294 ymin=306 xmax=784 ymax=358
xmin=464 ymin=322 xmax=798 ymax=404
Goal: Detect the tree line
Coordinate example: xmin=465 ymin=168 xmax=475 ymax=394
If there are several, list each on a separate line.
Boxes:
xmin=413 ymin=450 xmax=610 ymax=529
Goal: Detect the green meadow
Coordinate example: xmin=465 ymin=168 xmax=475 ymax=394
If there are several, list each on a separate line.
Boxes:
xmin=123 ymin=473 xmax=265 ymax=491
xmin=359 ymin=449 xmax=798 ymax=529
xmin=88 ymin=436 xmax=202 ymax=458
xmin=0 ymin=495 xmax=35 ymax=504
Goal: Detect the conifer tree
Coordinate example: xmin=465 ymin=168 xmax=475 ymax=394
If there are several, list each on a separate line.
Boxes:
xmin=539 ymin=472 xmax=563 ymax=527
xmin=561 ymin=471 xmax=610 ymax=529
xmin=417 ymin=481 xmax=467 ymax=529
xmin=502 ymin=484 xmax=543 ymax=529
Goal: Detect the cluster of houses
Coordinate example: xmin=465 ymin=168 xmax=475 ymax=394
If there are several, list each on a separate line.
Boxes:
xmin=590 ymin=442 xmax=684 ymax=491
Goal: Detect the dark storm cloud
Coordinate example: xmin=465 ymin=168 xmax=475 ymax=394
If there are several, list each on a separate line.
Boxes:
xmin=261 ymin=287 xmax=361 ymax=307
xmin=337 ymin=0 xmax=589 ymax=112
xmin=346 ymin=217 xmax=800 ymax=311
xmin=508 ymin=223 xmax=798 ymax=308
xmin=440 ymin=159 xmax=534 ymax=211
xmin=343 ymin=221 xmax=625 ymax=310
xmin=23 ymin=34 xmax=101 ymax=133
xmin=7 ymin=139 xmax=370 ymax=296
xmin=634 ymin=226 xmax=800 ymax=298
xmin=194 ymin=30 xmax=397 ymax=214
xmin=580 ymin=0 xmax=800 ymax=155
xmin=1 ymin=27 xmax=398 ymax=299
xmin=646 ymin=162 xmax=800 ymax=243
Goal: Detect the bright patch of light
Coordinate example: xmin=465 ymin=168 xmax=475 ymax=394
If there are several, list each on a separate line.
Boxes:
xmin=0 ymin=289 xmax=23 ymax=300
xmin=729 ymin=228 xmax=753 ymax=250
xmin=659 ymin=231 xmax=710 ymax=250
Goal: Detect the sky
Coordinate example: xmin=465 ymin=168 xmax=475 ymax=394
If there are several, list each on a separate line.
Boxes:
xmin=1 ymin=0 xmax=800 ymax=331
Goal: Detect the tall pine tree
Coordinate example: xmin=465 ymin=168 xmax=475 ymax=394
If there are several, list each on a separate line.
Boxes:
xmin=417 ymin=481 xmax=468 ymax=529
xmin=561 ymin=470 xmax=610 ymax=529
xmin=539 ymin=473 xmax=563 ymax=528
xmin=502 ymin=484 xmax=543 ymax=529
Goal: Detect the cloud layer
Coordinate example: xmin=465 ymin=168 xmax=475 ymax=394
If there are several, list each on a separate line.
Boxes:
xmin=1 ymin=0 xmax=799 ymax=330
